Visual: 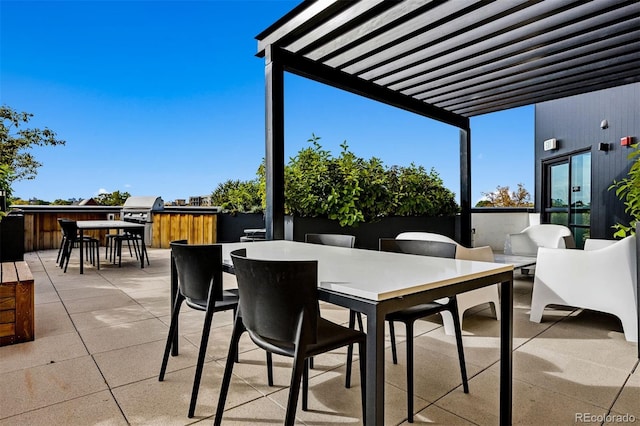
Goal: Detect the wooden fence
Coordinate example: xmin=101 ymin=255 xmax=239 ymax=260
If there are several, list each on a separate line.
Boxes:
xmin=16 ymin=206 xmax=219 ymax=251
xmin=23 ymin=210 xmax=113 ymax=252
xmin=152 ymin=212 xmax=217 ymax=249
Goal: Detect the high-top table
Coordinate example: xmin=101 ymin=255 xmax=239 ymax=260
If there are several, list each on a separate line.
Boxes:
xmin=217 ymin=240 xmax=514 ymax=425
xmin=76 ymin=220 xmax=146 ymax=274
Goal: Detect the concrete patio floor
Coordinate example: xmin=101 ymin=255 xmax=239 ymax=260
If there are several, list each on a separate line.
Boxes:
xmin=1 ymin=247 xmax=638 ymax=425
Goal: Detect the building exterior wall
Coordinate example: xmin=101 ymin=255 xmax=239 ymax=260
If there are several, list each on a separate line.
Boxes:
xmin=535 ymin=83 xmax=640 ymax=239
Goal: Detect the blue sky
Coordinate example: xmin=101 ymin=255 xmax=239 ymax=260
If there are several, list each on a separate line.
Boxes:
xmin=1 ymin=0 xmax=533 ymax=205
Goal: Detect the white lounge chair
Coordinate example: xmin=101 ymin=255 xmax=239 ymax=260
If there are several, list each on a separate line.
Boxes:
xmin=530 ymin=235 xmax=638 ymax=342
xmin=396 ymin=232 xmax=500 ymax=335
xmin=504 ymin=223 xmax=575 ymax=256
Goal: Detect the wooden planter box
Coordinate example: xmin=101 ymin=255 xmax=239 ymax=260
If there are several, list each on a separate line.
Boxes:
xmin=0 ymin=261 xmax=34 ymax=346
xmin=285 ymin=215 xmax=457 ymax=250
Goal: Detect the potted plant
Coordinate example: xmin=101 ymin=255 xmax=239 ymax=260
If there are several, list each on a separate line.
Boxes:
xmin=610 ymin=143 xmax=640 ymax=238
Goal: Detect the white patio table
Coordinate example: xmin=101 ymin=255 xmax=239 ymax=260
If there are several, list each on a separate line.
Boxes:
xmin=213 ymin=240 xmax=514 ymax=425
xmin=76 ymin=220 xmax=146 ymax=274
xmin=494 ymin=252 xmax=537 ymax=273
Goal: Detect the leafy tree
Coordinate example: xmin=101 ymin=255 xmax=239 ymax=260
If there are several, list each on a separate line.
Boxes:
xmin=211 ymin=179 xmax=262 ymax=213
xmin=0 ymin=164 xmax=14 ymax=197
xmin=0 ymin=164 xmax=15 ymax=219
xmin=51 ymin=199 xmax=74 ymax=206
xmin=476 ymin=183 xmax=533 ymax=207
xmin=475 ymin=199 xmax=493 ymax=208
xmin=10 ymin=197 xmax=29 ymax=205
xmin=95 ymin=191 xmax=130 ymax=206
xmin=609 ymin=143 xmax=640 ymax=237
xmin=0 ymin=106 xmax=66 ymax=187
xmin=389 ymin=164 xmax=458 ymax=216
xmin=19 ymin=198 xmax=49 ymax=205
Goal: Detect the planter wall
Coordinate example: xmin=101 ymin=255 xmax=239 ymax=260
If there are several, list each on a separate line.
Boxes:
xmin=0 ymin=214 xmax=25 ymax=262
xmin=217 ymin=212 xmax=265 ymax=243
xmin=285 ymin=215 xmax=457 ymax=250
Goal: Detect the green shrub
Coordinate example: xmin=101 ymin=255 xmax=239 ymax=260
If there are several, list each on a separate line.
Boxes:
xmin=211 ymin=179 xmax=262 ymax=213
xmin=609 ymin=143 xmax=640 ymax=237
xmin=389 ymin=164 xmax=458 ymax=217
xmin=256 ymin=134 xmax=459 ymax=227
xmin=284 ymin=134 xmax=333 ymax=218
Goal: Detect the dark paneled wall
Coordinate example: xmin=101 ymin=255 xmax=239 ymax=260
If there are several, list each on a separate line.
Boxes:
xmin=535 ymin=83 xmax=640 ymax=239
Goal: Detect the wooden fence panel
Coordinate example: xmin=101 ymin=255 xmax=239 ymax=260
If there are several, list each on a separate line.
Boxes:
xmin=150 ymin=212 xmax=217 ymax=248
xmin=23 ymin=212 xmax=109 ymax=251
xmin=22 ymin=209 xmax=217 ymax=251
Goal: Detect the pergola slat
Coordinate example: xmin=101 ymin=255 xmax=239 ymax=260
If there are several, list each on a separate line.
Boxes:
xmin=431 ymin=47 xmax=640 ymax=108
xmin=455 ymin=68 xmax=640 ymax=117
xmin=307 ymin=0 xmax=442 ymax=63
xmin=343 ymin=0 xmax=541 ymax=77
xmin=256 ymin=0 xmax=350 ymax=57
xmin=286 ymin=0 xmax=392 ymax=57
xmin=322 ymin=0 xmax=491 ymax=70
xmin=384 ymin=4 xmax=640 ymax=92
xmin=400 ymin=20 xmax=640 ymax=98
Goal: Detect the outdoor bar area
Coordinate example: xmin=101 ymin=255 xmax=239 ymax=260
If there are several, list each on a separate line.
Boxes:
xmin=1 ymin=1 xmax=639 ymax=426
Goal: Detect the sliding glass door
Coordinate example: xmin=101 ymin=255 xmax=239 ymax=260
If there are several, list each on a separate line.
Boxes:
xmin=543 ymin=151 xmax=591 ymax=248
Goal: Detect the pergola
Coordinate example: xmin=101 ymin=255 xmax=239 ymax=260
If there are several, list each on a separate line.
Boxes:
xmin=256 ymin=0 xmax=640 ymax=245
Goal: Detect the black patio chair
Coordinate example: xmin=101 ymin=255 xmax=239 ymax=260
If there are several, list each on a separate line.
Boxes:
xmin=104 ymin=230 xmax=134 ymax=263
xmin=158 ymin=240 xmax=238 ymax=418
xmin=215 ymin=249 xmax=366 ymax=426
xmin=305 ymin=233 xmax=356 ymax=248
xmin=57 ymin=219 xmax=100 ymax=273
xmin=108 ymin=218 xmax=149 ymax=267
xmin=345 ymin=238 xmax=469 ymax=423
xmin=304 ymin=232 xmax=356 ymax=370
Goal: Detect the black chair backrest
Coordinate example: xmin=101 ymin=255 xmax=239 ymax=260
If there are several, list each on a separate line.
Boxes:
xmin=123 ymin=217 xmax=145 ymax=236
xmin=305 ymin=233 xmax=356 ymax=248
xmin=230 ymin=248 xmax=319 ymax=346
xmin=379 ymin=238 xmax=457 ymax=258
xmin=59 ymin=219 xmax=79 ymax=241
xmin=57 ymin=218 xmax=66 ymax=233
xmin=170 ymin=240 xmax=223 ymax=302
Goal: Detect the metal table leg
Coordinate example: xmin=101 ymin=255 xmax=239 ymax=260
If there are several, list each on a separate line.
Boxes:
xmin=79 ymin=229 xmax=84 ymax=274
xmin=365 ymin=305 xmax=385 ymax=425
xmin=500 ymin=278 xmax=513 ymax=425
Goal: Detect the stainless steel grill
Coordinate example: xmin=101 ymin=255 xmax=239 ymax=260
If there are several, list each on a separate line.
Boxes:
xmin=121 ymin=196 xmax=164 ymax=245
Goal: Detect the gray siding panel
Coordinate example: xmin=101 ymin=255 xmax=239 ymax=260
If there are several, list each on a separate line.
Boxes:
xmin=535 ymin=83 xmax=640 ymax=239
